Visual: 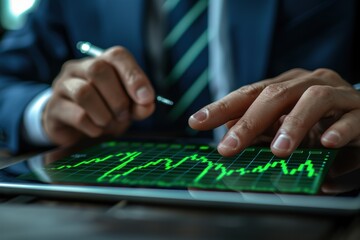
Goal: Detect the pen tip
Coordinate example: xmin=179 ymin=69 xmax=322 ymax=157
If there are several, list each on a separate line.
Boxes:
xmin=156 ymin=96 xmax=174 ymax=106
xmin=76 ymin=41 xmax=91 ymax=53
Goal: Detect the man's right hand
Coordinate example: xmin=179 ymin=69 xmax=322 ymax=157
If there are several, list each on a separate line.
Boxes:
xmin=43 ymin=46 xmax=155 ymax=146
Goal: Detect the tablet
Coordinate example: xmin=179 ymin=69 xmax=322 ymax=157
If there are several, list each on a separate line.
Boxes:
xmin=0 ymin=138 xmax=359 ymax=214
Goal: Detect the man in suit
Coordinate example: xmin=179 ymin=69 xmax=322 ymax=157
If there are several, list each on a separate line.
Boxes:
xmin=0 ymin=0 xmax=359 ymax=157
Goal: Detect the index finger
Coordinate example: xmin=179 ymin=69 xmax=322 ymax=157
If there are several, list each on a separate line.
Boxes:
xmin=188 ymin=83 xmax=265 ymax=130
xmin=102 ymin=46 xmax=155 ymax=105
xmin=188 ymin=69 xmax=309 ymax=130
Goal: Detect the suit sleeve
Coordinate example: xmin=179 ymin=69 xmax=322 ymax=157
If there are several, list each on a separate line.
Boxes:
xmin=0 ymin=0 xmax=73 ymax=153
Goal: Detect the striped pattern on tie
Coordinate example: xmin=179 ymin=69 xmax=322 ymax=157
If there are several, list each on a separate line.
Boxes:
xmin=163 ymin=0 xmax=210 ymax=123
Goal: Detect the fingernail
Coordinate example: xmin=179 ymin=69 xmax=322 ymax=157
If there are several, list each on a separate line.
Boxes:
xmin=218 ymin=132 xmax=240 ymax=150
xmin=272 ymin=133 xmax=291 ymax=151
xmin=117 ymin=110 xmax=129 ymax=121
xmin=190 ymin=109 xmax=209 ymax=123
xmin=136 ymin=86 xmax=152 ymax=103
xmin=322 ymin=131 xmax=340 ymax=145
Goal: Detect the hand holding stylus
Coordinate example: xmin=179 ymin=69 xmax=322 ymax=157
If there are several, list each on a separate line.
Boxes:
xmin=43 ymin=42 xmax=159 ymax=146
xmin=77 ymin=42 xmax=173 ymax=106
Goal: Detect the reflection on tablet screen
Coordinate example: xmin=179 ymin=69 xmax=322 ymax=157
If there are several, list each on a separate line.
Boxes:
xmin=17 ymin=141 xmax=337 ymax=195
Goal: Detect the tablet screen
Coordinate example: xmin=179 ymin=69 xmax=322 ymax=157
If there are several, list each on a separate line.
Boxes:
xmin=17 ymin=140 xmax=337 ymax=195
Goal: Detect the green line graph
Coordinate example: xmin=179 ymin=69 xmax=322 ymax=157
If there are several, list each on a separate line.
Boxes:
xmin=24 ymin=141 xmax=336 ymax=194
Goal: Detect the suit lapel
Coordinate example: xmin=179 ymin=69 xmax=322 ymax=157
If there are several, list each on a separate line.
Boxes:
xmin=228 ymin=0 xmax=278 ymax=87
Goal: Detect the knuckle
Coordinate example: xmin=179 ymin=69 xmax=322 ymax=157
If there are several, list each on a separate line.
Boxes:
xmin=87 ymin=59 xmax=108 ymax=75
xmin=313 ymin=68 xmax=328 ymax=76
xmin=61 ymin=59 xmax=79 ymax=71
xmin=305 ymin=85 xmax=333 ymax=100
xmin=282 ymin=115 xmax=307 ymax=130
xmin=73 ymin=109 xmax=88 ymax=126
xmin=55 ymin=60 xmax=81 ymax=83
xmin=313 ymin=68 xmax=340 ymax=80
xmin=104 ymin=46 xmax=147 ymax=87
xmin=107 ymin=46 xmax=130 ymax=60
xmin=236 ymin=84 xmax=263 ymax=98
xmin=73 ymin=83 xmax=93 ymax=103
xmin=233 ymin=119 xmax=256 ymax=134
xmin=274 ymin=68 xmax=308 ymax=80
xmin=86 ymin=59 xmax=110 ymax=78
xmin=287 ymin=68 xmax=307 ymax=75
xmin=262 ymin=83 xmax=289 ymax=100
xmin=124 ymin=68 xmax=144 ymax=87
xmin=213 ymin=100 xmax=231 ymax=114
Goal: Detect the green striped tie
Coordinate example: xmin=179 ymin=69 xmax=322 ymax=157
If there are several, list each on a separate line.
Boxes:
xmin=163 ymin=0 xmax=210 ymax=127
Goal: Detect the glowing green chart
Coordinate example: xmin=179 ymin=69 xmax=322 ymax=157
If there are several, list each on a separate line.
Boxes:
xmin=34 ymin=141 xmax=336 ymax=194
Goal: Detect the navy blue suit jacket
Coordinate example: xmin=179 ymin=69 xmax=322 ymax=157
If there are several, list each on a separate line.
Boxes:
xmin=0 ymin=0 xmax=357 ymax=152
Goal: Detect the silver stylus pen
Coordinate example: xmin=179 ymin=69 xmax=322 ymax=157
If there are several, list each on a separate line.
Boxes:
xmin=76 ymin=41 xmax=174 ymax=106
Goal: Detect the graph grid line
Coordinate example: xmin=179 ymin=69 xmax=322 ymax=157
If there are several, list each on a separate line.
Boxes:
xmin=21 ymin=141 xmax=336 ymax=195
